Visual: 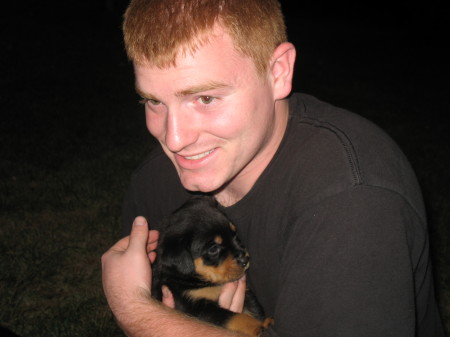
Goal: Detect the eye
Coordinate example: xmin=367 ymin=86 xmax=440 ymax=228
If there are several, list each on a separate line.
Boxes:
xmin=139 ymin=98 xmax=162 ymax=106
xmin=199 ymin=96 xmax=215 ymax=104
xmin=207 ymin=244 xmax=221 ymax=257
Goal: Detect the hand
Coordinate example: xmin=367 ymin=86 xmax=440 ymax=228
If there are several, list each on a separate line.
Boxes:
xmin=102 ymin=218 xmax=245 ymax=337
xmin=101 ymin=216 xmax=159 ymax=317
xmin=219 ymin=275 xmax=246 ymax=313
xmin=159 ymin=275 xmax=247 ymax=313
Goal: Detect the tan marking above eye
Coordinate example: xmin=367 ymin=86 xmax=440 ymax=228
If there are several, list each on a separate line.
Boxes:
xmin=229 ymin=223 xmax=236 ymax=232
xmin=214 ymin=235 xmax=223 ymax=245
xmin=194 ymin=256 xmax=245 ymax=284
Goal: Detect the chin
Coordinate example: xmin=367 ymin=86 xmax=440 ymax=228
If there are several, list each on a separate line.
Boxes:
xmin=180 ymin=176 xmax=225 ymax=194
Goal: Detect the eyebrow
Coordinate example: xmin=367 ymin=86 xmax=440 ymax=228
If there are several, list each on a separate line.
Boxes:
xmin=135 ymin=87 xmax=158 ymax=100
xmin=174 ymin=81 xmax=229 ymax=97
xmin=135 ymin=81 xmax=230 ymax=100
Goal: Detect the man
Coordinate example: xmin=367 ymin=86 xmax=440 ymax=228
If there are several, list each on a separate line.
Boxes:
xmin=102 ymin=0 xmax=445 ymax=336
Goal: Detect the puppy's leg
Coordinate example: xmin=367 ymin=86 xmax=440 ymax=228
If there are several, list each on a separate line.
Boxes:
xmin=262 ymin=317 xmax=275 ymax=328
xmin=225 ymin=313 xmax=272 ymax=337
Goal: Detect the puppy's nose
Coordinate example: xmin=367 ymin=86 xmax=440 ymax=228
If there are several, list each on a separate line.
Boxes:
xmin=237 ymin=252 xmax=250 ymax=268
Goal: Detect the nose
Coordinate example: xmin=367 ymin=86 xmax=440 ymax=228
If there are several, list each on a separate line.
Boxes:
xmin=236 ymin=251 xmax=250 ymax=268
xmin=164 ymin=108 xmax=200 ymax=153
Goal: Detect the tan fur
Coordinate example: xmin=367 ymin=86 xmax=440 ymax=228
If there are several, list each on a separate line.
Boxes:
xmin=225 ymin=313 xmax=267 ymax=337
xmin=184 ymin=286 xmax=223 ymax=301
xmin=194 ymin=256 xmax=245 ymax=283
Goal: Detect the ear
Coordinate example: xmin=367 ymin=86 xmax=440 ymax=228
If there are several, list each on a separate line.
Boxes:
xmin=161 ymin=236 xmax=195 ymax=276
xmin=269 ymin=42 xmax=296 ymax=100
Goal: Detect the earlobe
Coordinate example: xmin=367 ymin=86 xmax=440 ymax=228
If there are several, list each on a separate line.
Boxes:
xmin=270 ymin=42 xmax=296 ymax=100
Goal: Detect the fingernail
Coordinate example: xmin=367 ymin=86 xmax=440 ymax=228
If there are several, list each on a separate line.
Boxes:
xmin=134 ymin=217 xmax=145 ymax=226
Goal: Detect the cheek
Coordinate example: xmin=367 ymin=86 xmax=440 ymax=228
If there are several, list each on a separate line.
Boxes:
xmin=220 ymin=83 xmax=273 ymax=135
xmin=145 ymin=109 xmax=166 ymax=138
xmin=214 ymin=98 xmax=272 ymax=145
xmin=212 ymin=116 xmax=245 ymax=140
xmin=207 ymin=103 xmax=253 ymax=141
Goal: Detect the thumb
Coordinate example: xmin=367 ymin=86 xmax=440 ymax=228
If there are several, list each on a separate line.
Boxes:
xmin=128 ymin=216 xmax=149 ymax=252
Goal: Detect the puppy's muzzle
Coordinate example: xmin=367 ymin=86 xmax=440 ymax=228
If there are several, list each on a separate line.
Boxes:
xmin=237 ymin=252 xmax=250 ymax=270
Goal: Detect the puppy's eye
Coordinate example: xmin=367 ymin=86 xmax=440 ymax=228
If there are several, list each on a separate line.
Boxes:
xmin=207 ymin=244 xmax=221 ymax=257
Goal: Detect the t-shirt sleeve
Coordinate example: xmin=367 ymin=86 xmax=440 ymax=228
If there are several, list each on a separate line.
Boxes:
xmin=120 ymin=149 xmax=191 ymax=235
xmin=260 ymin=185 xmax=441 ymax=337
xmin=121 ymin=180 xmax=138 ymax=235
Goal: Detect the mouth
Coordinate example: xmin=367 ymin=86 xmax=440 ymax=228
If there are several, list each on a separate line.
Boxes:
xmin=183 ymin=149 xmax=215 ymax=160
xmin=173 ymin=148 xmax=217 ymax=172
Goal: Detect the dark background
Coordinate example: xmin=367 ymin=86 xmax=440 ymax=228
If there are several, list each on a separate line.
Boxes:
xmin=1 ymin=0 xmax=448 ymax=176
xmin=1 ymin=0 xmax=449 ymax=335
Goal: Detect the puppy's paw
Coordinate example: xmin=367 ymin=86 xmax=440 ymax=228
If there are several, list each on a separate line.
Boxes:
xmin=262 ymin=317 xmax=274 ymax=328
xmin=226 ymin=313 xmax=271 ymax=337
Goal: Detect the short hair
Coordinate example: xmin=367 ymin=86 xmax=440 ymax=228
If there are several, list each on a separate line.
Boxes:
xmin=123 ymin=0 xmax=287 ymax=76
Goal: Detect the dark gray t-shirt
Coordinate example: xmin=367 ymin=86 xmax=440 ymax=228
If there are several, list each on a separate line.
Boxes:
xmin=122 ymin=93 xmax=444 ymax=336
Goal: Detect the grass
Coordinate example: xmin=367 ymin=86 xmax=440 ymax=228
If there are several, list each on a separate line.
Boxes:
xmin=0 ymin=101 xmax=151 ymax=336
xmin=0 ymin=96 xmax=153 ymax=336
xmin=1 ymin=2 xmax=449 ymax=336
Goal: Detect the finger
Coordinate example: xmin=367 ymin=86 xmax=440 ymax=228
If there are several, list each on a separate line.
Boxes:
xmin=127 ymin=216 xmax=150 ymax=252
xmin=147 ymin=230 xmax=160 ymax=252
xmin=219 ymin=276 xmax=246 ymax=313
xmin=228 ymin=275 xmax=246 ymax=313
xmin=149 ymin=229 xmax=159 ymax=243
xmin=162 ymin=285 xmax=175 ymax=309
xmin=218 ymin=280 xmax=238 ymax=309
xmin=148 ymin=251 xmax=157 ymax=264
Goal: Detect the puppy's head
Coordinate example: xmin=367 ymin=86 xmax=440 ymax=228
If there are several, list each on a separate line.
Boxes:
xmin=155 ymin=196 xmax=249 ymax=287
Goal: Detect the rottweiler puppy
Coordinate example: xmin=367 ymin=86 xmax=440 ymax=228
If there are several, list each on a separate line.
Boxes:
xmin=152 ymin=195 xmax=273 ymax=337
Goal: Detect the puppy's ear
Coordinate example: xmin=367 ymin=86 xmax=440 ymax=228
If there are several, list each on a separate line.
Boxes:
xmin=160 ymin=236 xmax=195 ymax=276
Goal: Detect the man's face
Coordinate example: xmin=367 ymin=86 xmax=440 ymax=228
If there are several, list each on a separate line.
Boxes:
xmin=134 ymin=26 xmax=286 ymax=196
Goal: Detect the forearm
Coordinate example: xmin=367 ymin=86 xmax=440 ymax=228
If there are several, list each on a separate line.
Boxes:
xmin=116 ymin=296 xmax=246 ymax=337
xmin=103 ymin=218 xmax=250 ymax=337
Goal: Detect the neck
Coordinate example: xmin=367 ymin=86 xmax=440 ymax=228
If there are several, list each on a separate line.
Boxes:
xmin=214 ymin=99 xmax=289 ymax=207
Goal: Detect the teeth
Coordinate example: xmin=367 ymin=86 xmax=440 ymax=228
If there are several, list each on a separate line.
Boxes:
xmin=184 ymin=149 xmax=214 ymax=160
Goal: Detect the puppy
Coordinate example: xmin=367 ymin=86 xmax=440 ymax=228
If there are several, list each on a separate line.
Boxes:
xmin=152 ymin=195 xmax=273 ymax=337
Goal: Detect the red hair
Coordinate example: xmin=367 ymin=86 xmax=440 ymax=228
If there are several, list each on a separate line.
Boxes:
xmin=123 ymin=0 xmax=287 ymax=76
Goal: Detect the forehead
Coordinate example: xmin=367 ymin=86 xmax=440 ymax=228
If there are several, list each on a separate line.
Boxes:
xmin=134 ymin=27 xmax=259 ymax=95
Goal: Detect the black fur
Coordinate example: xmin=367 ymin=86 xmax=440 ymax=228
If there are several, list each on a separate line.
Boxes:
xmin=151 ymin=195 xmax=268 ymax=334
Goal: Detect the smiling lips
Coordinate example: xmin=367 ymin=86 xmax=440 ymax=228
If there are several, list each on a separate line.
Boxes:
xmin=173 ymin=148 xmax=217 ymax=171
xmin=184 ymin=149 xmax=215 ymax=160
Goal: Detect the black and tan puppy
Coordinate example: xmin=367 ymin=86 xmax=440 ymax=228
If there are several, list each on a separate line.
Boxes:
xmin=152 ymin=195 xmax=273 ymax=337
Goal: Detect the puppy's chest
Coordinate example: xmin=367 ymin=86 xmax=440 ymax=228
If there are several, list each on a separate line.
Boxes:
xmin=184 ymin=285 xmax=223 ymax=301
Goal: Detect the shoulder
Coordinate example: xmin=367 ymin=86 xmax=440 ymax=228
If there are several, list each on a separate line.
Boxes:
xmin=129 ymin=145 xmax=182 ymax=197
xmin=132 ymin=145 xmax=173 ymax=178
xmin=281 ymin=93 xmax=425 ymax=220
xmin=125 ymin=145 xmax=190 ymax=229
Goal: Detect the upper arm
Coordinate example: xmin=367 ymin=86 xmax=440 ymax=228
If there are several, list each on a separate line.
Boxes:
xmin=266 ymin=186 xmax=420 ymax=337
